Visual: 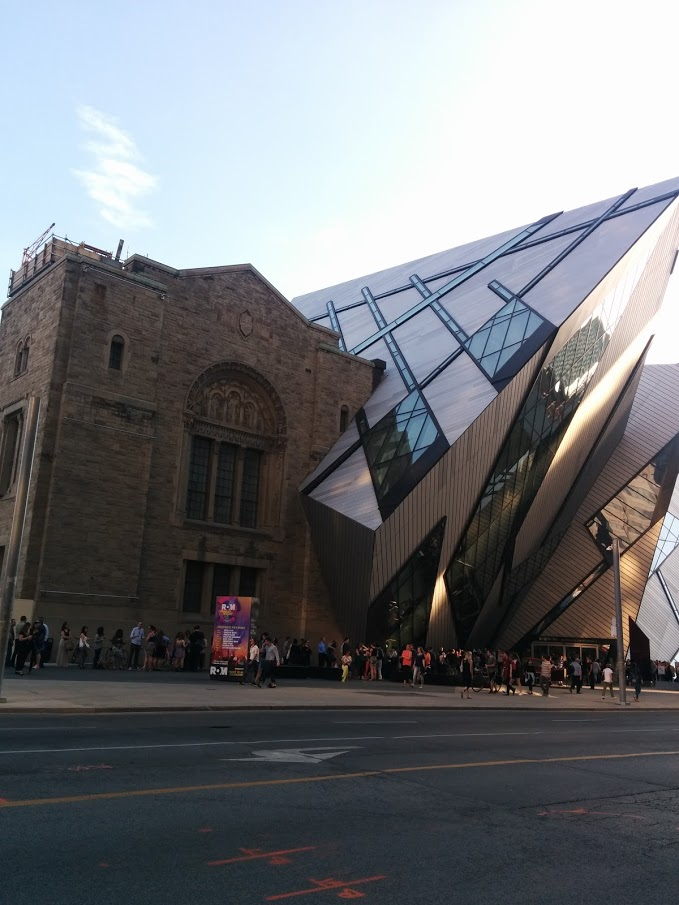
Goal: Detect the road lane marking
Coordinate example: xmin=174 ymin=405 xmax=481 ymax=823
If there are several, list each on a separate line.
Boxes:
xmin=209 ymin=846 xmax=317 ymax=867
xmin=1 ymin=749 xmax=678 ymax=809
xmin=392 ymin=731 xmax=543 ymax=739
xmin=266 ymin=875 xmax=386 ymax=901
xmin=225 ymin=747 xmax=359 ymax=764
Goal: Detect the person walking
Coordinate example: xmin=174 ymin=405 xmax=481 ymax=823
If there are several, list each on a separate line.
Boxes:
xmin=590 ymin=658 xmax=601 ymax=689
xmin=602 ymin=663 xmax=615 ymax=699
xmin=486 ymin=649 xmax=498 ymax=693
xmin=317 ymin=636 xmax=327 ymax=668
xmin=540 ymin=655 xmax=552 ymax=696
xmin=128 ymin=621 xmax=144 ymax=670
xmin=56 ymin=622 xmax=71 ymax=667
xmin=524 ymin=659 xmax=536 ymax=694
xmin=259 ymin=637 xmax=280 ymax=688
xmin=77 ymin=627 xmax=90 ymax=669
xmin=630 ymin=661 xmax=642 ymax=702
xmin=461 ymin=650 xmax=473 ymax=699
xmin=242 ymin=636 xmax=260 ymax=685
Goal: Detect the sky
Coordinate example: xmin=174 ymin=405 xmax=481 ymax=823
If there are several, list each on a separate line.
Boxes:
xmin=1 ymin=0 xmax=678 ymax=361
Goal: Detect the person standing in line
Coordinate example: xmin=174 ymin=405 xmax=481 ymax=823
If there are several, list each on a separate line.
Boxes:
xmin=502 ymin=651 xmax=515 ymax=695
xmin=400 ymin=644 xmax=413 ymax=685
xmin=56 ymin=622 xmax=71 ymax=667
xmin=172 ymin=632 xmax=187 ymax=671
xmin=29 ymin=618 xmax=47 ymax=672
xmin=485 ymin=649 xmax=498 ymax=693
xmin=77 ymin=627 xmax=90 ymax=669
xmin=460 ymin=650 xmax=473 ymax=699
xmin=92 ymin=627 xmax=105 ymax=669
xmin=412 ymin=646 xmax=426 ymax=688
xmin=540 ymin=655 xmax=552 ymax=696
xmin=241 ymin=636 xmax=260 ymax=685
xmin=341 ymin=637 xmax=351 ymax=657
xmin=341 ymin=650 xmax=352 ymax=682
xmin=187 ymin=625 xmax=205 ymax=672
xmin=128 ymin=621 xmax=145 ymax=670
xmin=318 ymin=636 xmax=327 ymax=668
xmin=570 ymin=657 xmax=583 ymax=694
xmin=282 ymin=636 xmax=292 ymax=664
xmin=590 ymin=658 xmax=601 ymax=688
xmin=5 ymin=618 xmax=16 ymax=667
xmin=524 ymin=659 xmax=536 ymax=694
xmin=11 ymin=615 xmax=28 ymax=669
xmin=111 ymin=629 xmax=126 ymax=669
xmin=602 ymin=663 xmax=615 ymax=699
xmin=376 ymin=644 xmax=384 ymax=680
xmin=13 ymin=627 xmax=32 ymax=675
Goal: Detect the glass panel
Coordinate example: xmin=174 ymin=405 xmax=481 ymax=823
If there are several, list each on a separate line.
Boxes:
xmin=212 ymin=564 xmax=232 ymax=602
xmin=587 ymin=448 xmax=672 ymax=557
xmin=365 ymin=520 xmax=445 ymax=652
xmin=446 ymin=279 xmax=635 ymax=645
xmin=361 ymin=390 xmax=445 ymax=508
xmin=186 ymin=436 xmax=211 ymax=520
xmin=240 ymin=449 xmax=261 ymax=528
xmin=183 ymin=561 xmax=204 ymax=613
xmin=108 ymin=338 xmax=124 ymax=370
xmin=239 ymin=567 xmax=258 ymax=597
xmin=650 ymin=512 xmax=679 ymax=574
xmin=504 ymin=312 xmax=530 ymax=346
xmin=482 ymin=321 xmax=510 ymax=357
xmin=463 ymin=297 xmax=546 ymax=379
xmin=214 ymin=443 xmax=237 ymax=524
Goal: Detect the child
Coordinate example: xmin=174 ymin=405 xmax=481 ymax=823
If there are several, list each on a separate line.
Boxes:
xmin=341 ymin=652 xmax=352 ymax=683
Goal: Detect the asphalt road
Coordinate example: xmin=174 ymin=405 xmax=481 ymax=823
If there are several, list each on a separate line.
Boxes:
xmin=1 ymin=709 xmax=678 ymax=904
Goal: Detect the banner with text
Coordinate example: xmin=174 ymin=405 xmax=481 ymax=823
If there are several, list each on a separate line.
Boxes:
xmin=210 ymin=596 xmax=253 ymax=680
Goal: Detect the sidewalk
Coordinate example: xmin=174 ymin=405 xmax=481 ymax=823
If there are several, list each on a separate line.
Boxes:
xmin=2 ymin=670 xmax=679 ymax=712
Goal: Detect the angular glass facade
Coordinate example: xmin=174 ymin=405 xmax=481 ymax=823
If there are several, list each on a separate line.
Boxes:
xmin=444 ymin=251 xmax=647 ymax=644
xmin=361 ymin=390 xmax=447 ymax=516
xmin=650 ymin=512 xmax=679 ymax=575
xmin=587 ymin=451 xmax=670 ymax=556
xmin=365 ymin=519 xmax=445 ymax=650
xmin=464 ymin=285 xmax=546 ymax=379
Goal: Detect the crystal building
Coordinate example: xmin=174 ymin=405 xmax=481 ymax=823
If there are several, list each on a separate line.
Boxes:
xmin=294 ymin=177 xmax=679 ymax=660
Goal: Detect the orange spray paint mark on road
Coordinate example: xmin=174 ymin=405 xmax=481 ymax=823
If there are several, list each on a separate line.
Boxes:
xmin=208 ymin=846 xmax=316 ymax=867
xmin=98 ymin=863 xmax=110 ymax=869
xmin=266 ymin=875 xmax=387 ymax=901
xmin=198 ymin=828 xmax=213 ymax=833
xmin=538 ymin=808 xmax=648 ymax=820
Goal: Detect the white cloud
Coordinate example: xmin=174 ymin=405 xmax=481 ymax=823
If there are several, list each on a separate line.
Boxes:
xmin=73 ymin=106 xmax=157 ymax=230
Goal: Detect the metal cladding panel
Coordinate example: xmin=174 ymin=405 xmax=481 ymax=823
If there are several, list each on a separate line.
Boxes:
xmin=636 ymin=571 xmax=679 ymax=661
xmin=513 ymin=202 xmax=679 ymax=566
xmin=546 ymin=521 xmax=662 ymax=651
xmin=360 ymin=349 xmax=408 ymax=428
xmin=368 ymin=344 xmax=546 ymax=644
xmin=300 ymin=422 xmax=361 ymax=492
xmin=422 ymin=352 xmax=496 ymax=446
xmin=378 ymin=286 xmax=428 ymax=323
xmin=301 ymin=494 xmax=375 ymax=646
xmin=391 ymin=307 xmax=460 ymax=385
xmin=292 ymin=224 xmax=528 ymax=318
xmin=313 ymin=315 xmax=332 ymax=330
xmin=656 ymin=542 xmax=679 ymax=601
xmin=536 ymin=196 xmax=622 ymax=238
xmin=501 ymin=363 xmax=679 ymax=649
xmin=618 ymin=176 xmax=679 ymax=210
xmin=309 ymin=445 xmax=382 ymax=530
xmin=336 ymin=303 xmax=379 ymax=352
xmin=523 ymin=198 xmax=675 ymax=326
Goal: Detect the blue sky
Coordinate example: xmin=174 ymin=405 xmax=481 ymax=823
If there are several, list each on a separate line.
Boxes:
xmin=1 ymin=0 xmax=678 ymax=357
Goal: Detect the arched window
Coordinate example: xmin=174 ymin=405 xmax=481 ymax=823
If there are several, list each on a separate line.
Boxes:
xmin=108 ymin=335 xmax=125 ymax=370
xmin=14 ymin=341 xmax=23 ymax=377
xmin=339 ymin=405 xmax=349 ymax=433
xmin=20 ymin=336 xmax=30 ymax=374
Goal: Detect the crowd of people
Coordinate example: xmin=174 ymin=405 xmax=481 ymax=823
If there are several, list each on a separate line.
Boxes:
xmin=4 ymin=618 xmax=210 ymax=675
xmin=5 ymin=617 xmax=679 ymax=701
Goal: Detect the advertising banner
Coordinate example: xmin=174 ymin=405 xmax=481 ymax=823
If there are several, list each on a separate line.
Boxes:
xmin=210 ymin=596 xmax=252 ymax=680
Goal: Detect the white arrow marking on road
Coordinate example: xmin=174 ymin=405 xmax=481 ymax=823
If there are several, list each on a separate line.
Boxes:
xmin=224 ymin=746 xmax=359 ymax=764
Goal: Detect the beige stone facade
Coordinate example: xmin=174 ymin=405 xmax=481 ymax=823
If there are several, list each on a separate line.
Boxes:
xmin=0 ymin=248 xmax=375 ymax=645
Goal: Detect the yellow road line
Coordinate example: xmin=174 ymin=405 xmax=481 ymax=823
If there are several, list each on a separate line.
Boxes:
xmin=1 ymin=750 xmax=677 ymax=809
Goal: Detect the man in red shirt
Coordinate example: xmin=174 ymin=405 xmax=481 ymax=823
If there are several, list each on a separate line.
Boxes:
xmin=401 ymin=644 xmax=413 ymax=685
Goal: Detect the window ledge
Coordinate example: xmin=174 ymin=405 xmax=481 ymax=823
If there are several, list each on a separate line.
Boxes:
xmin=183 ymin=518 xmax=272 ymax=540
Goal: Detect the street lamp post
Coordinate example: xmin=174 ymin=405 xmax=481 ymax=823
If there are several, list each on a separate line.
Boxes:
xmin=0 ymin=396 xmax=41 ymax=704
xmin=611 ymin=538 xmax=628 ymax=706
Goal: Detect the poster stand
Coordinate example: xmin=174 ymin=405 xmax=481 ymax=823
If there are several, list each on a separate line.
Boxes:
xmin=209 ymin=596 xmax=253 ymax=681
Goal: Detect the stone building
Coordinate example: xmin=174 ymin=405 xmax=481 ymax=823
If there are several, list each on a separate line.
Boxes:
xmin=0 ymin=241 xmax=376 ymax=642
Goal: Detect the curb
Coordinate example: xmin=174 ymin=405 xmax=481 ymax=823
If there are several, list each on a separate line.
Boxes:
xmin=0 ymin=702 xmax=659 ymax=714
